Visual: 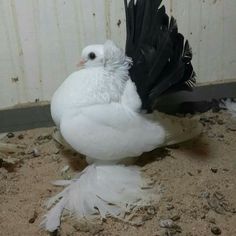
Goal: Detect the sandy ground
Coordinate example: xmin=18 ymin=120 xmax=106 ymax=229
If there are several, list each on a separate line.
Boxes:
xmin=0 ymin=110 xmax=236 ymax=236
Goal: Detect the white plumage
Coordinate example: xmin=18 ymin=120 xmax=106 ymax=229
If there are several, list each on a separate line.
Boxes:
xmin=221 ymin=99 xmax=236 ymax=118
xmin=42 ymin=40 xmax=201 ymax=232
xmin=41 ymin=164 xmax=158 ymax=231
xmin=51 ymin=41 xmax=166 ymax=163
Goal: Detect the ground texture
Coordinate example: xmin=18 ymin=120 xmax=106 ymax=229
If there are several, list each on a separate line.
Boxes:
xmin=0 ymin=111 xmax=236 ymax=236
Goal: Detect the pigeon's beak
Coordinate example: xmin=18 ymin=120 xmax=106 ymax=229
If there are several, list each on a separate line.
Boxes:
xmin=77 ymin=59 xmax=86 ymax=68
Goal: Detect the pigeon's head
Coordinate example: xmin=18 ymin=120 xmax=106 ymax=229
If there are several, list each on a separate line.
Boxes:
xmin=78 ymin=40 xmax=132 ymax=70
xmin=78 ymin=44 xmax=104 ymax=68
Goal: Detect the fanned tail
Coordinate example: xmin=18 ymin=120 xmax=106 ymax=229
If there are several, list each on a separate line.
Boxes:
xmin=124 ymin=0 xmax=196 ymax=111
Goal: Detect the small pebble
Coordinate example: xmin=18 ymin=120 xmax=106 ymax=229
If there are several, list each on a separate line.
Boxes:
xmin=142 ymin=215 xmax=153 ymax=221
xmin=34 ymin=134 xmax=53 ymax=145
xmin=211 ymin=226 xmax=221 ymax=235
xmin=147 ymin=206 xmax=156 ymax=215
xmin=7 ymin=132 xmax=15 ymax=138
xmin=165 ymin=229 xmax=176 ymax=236
xmin=38 ymin=134 xmax=52 ymax=140
xmin=165 ymin=197 xmax=173 ymax=202
xmin=211 ymin=168 xmax=218 ymax=173
xmin=208 ymin=217 xmax=216 ymax=224
xmin=159 ymin=219 xmax=174 ymax=228
xmin=214 ymin=191 xmax=224 ymax=200
xmin=18 ymin=134 xmax=24 ymax=140
xmin=200 ymin=117 xmax=210 ymax=123
xmin=28 ymin=211 xmax=38 ymax=224
xmin=171 ymin=215 xmax=180 ymax=221
xmin=185 ymin=233 xmax=194 ymax=236
xmin=166 ymin=204 xmax=175 ymax=211
xmin=165 ymin=225 xmax=182 ymax=235
xmin=200 ymin=214 xmax=206 ymax=219
xmin=227 ymin=121 xmax=236 ymax=131
xmin=52 ymin=154 xmax=61 ymax=161
xmin=201 ymin=191 xmax=210 ymax=199
xmin=208 ymin=133 xmax=215 ymax=138
xmin=32 ymin=148 xmax=40 ymax=157
xmin=210 ymin=120 xmax=216 ymax=125
xmin=173 ymin=225 xmax=182 ymax=233
xmin=217 ymin=120 xmax=224 ymax=125
xmin=54 ymin=150 xmax=60 ymax=155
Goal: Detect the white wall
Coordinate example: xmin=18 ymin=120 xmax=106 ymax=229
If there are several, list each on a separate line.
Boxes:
xmin=0 ymin=0 xmax=236 ymax=109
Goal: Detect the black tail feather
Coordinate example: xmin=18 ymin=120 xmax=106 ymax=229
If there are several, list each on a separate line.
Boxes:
xmin=124 ymin=0 xmax=196 ymax=111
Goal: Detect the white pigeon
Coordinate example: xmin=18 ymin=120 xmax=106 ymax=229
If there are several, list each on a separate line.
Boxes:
xmin=41 ymin=40 xmax=201 ymax=232
xmin=41 ymin=0 xmax=201 ymax=232
xmin=51 ymin=41 xmax=166 ymax=163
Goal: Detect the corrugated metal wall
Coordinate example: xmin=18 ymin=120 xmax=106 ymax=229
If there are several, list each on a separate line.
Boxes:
xmin=0 ymin=0 xmax=236 ymax=109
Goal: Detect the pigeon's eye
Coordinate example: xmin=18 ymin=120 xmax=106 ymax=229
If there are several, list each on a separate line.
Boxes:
xmin=88 ymin=52 xmax=96 ymax=60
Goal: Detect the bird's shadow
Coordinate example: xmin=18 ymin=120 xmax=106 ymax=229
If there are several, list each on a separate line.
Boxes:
xmin=176 ymin=136 xmax=212 ymax=161
xmin=135 ymin=148 xmax=171 ymax=167
xmin=135 ymin=136 xmax=211 ymax=167
xmin=60 ymin=135 xmax=211 ymax=171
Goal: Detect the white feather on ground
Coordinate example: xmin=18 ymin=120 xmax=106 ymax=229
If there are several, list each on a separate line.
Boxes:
xmin=221 ymin=99 xmax=236 ymax=118
xmin=41 ymin=164 xmax=159 ymax=232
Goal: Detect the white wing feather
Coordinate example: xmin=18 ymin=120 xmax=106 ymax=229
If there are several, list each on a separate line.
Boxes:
xmin=60 ymin=103 xmax=165 ymax=161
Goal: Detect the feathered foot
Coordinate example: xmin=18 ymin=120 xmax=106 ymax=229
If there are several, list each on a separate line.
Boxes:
xmin=41 ymin=164 xmax=160 ymax=232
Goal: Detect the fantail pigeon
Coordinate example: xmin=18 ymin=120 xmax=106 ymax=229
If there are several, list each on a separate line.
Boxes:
xmin=41 ymin=0 xmax=200 ymax=232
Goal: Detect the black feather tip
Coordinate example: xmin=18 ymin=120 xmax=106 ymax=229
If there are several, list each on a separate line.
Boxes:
xmin=124 ymin=0 xmax=196 ymax=111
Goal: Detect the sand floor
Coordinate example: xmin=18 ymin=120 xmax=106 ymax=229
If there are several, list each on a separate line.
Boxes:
xmin=0 ymin=111 xmax=236 ymax=236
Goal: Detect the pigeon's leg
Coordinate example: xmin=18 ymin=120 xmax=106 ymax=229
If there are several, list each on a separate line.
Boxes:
xmin=86 ymin=156 xmax=138 ymax=165
xmin=86 ymin=156 xmax=119 ymax=165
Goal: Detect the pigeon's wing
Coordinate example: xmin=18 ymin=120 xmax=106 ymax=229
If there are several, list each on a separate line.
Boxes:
xmin=124 ymin=0 xmax=196 ymax=111
xmin=121 ymin=79 xmax=142 ymax=112
xmin=60 ymin=103 xmax=165 ymax=161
